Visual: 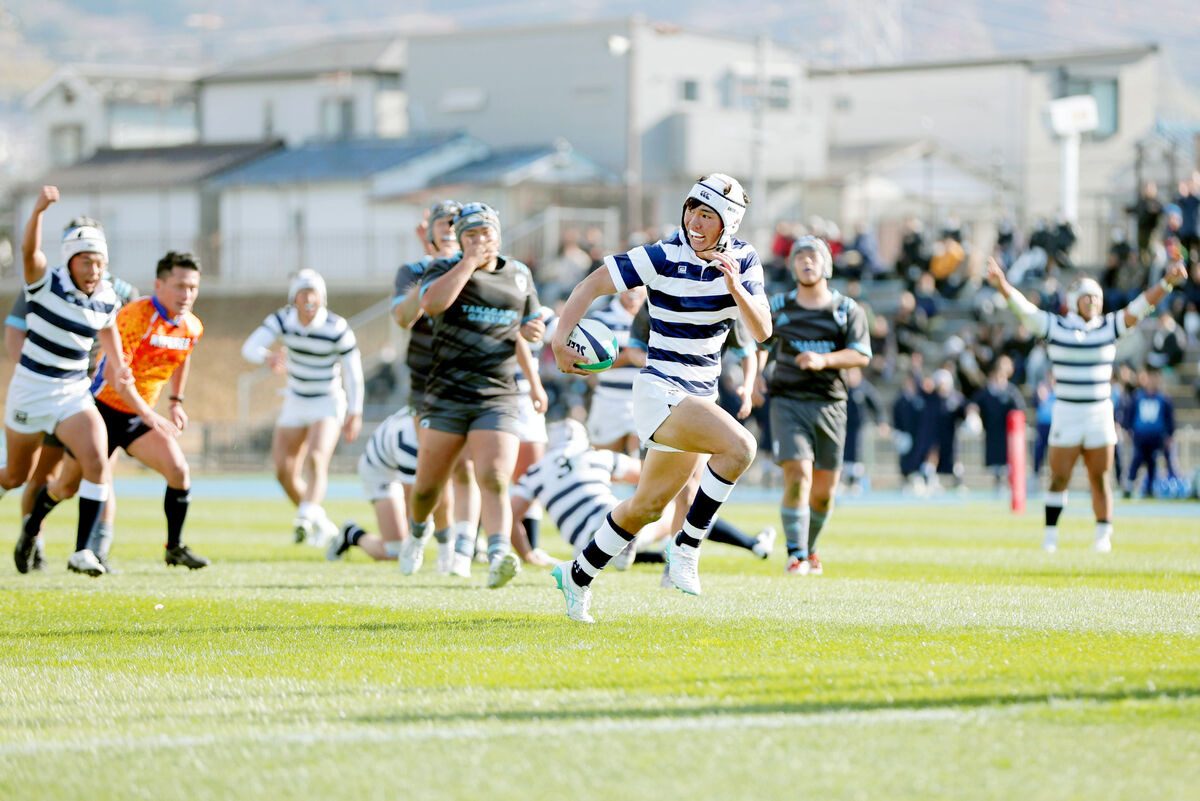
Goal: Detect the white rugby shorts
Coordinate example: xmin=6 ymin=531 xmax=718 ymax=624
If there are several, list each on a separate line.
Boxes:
xmin=1048 ymin=398 xmax=1117 ymax=450
xmin=276 ymin=389 xmax=346 ymax=429
xmin=586 ymin=396 xmax=637 ymax=445
xmin=357 ymin=452 xmax=410 ymax=502
xmin=4 ymin=371 xmax=95 ymax=435
xmin=632 ymin=372 xmax=716 ymax=453
xmin=515 ymin=391 xmax=548 ymax=444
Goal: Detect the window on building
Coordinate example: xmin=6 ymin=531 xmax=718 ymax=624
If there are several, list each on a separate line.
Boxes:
xmin=724 ymin=73 xmax=792 ymax=111
xmin=680 ymin=79 xmax=699 ymax=102
xmin=319 ymin=97 xmax=355 ymax=140
xmin=437 ymin=87 xmax=488 ymax=113
xmin=1062 ymin=76 xmax=1118 ymax=139
xmin=49 ymin=124 xmax=83 ymax=166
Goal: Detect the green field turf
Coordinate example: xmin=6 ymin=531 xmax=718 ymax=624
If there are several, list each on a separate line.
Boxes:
xmin=2 ymin=493 xmax=1198 ymax=800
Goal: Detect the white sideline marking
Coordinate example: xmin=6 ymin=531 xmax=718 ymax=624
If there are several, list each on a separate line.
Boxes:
xmin=1 ymin=705 xmax=1014 ymax=756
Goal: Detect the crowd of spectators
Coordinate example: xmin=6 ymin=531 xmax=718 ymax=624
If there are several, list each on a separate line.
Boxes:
xmin=516 ymin=198 xmax=1198 ymax=495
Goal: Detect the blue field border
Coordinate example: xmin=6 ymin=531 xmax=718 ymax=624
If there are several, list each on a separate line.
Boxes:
xmin=110 ymin=474 xmax=1200 ymax=517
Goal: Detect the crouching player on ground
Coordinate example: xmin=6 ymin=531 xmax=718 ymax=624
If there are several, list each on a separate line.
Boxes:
xmin=17 ymin=250 xmax=208 ymax=569
xmin=326 ymin=407 xmax=418 ymax=564
xmin=756 ymin=236 xmax=870 ymax=575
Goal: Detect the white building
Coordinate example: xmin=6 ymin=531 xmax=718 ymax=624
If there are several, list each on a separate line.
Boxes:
xmin=808 ymin=44 xmax=1165 ymax=263
xmin=14 ymin=140 xmax=282 ymax=288
xmin=25 ymin=64 xmax=198 ymax=170
xmin=197 ymin=34 xmax=407 ymax=147
xmin=404 ymin=18 xmax=827 ymax=241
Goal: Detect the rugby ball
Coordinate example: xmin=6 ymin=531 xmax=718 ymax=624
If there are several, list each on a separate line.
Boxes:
xmin=566 ymin=318 xmax=618 ymax=372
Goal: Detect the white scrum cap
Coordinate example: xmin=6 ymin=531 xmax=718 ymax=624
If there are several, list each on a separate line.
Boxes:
xmin=1066 ymin=276 xmax=1103 ymax=314
xmin=683 ymin=173 xmax=747 ymax=251
xmin=288 ymin=269 xmax=327 ymax=306
xmin=61 ymin=225 xmax=108 ymax=265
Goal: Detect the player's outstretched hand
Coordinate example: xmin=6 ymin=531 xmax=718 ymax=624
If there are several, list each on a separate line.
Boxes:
xmin=34 ymin=185 xmax=60 ymax=212
xmin=146 ymin=411 xmax=180 ymax=440
xmin=985 ymin=257 xmax=1007 ymax=290
xmin=529 ymin=382 xmax=548 ymax=413
xmin=710 ymin=251 xmax=740 ymax=293
xmin=170 ymin=403 xmax=188 ymax=432
xmin=267 ymin=350 xmax=287 ymax=374
xmin=795 ymin=351 xmax=827 ymax=370
xmin=521 ymin=317 xmax=546 ymax=343
xmin=343 ymin=413 xmax=362 ymax=443
xmin=551 ymin=337 xmax=590 ymax=376
xmin=1165 ymin=260 xmax=1187 ymax=287
xmin=734 ymin=383 xmax=753 ymax=420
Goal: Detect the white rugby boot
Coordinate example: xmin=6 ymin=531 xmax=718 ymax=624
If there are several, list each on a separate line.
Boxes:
xmin=551 ymin=563 xmax=594 ymax=623
xmin=664 ymin=536 xmax=702 ymax=596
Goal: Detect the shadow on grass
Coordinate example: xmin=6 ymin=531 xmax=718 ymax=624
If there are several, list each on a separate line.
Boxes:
xmin=347 ymin=684 xmax=1200 ymax=728
xmin=1 ymin=613 xmax=550 ymax=640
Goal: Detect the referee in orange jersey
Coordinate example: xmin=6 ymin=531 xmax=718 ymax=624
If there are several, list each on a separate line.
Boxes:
xmin=16 ymin=251 xmax=209 ymax=569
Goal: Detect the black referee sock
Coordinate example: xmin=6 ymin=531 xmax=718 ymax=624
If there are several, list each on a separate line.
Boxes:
xmin=164 ymin=487 xmax=191 ymax=549
xmin=26 ymin=486 xmax=61 ymax=535
xmin=524 ymin=516 xmax=541 ymax=549
xmin=706 ymin=518 xmax=756 ymax=552
xmin=77 ymin=499 xmax=104 ymax=552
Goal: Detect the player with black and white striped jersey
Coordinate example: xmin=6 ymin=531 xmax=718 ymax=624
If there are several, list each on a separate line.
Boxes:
xmin=242 ymin=270 xmax=363 ymax=546
xmin=550 ymin=173 xmax=771 ymax=623
xmin=584 ymin=287 xmax=647 ymax=454
xmin=326 ymin=407 xmax=418 ymax=562
xmin=1 ymin=185 xmax=135 ymax=577
xmin=986 ymin=257 xmax=1187 ymax=553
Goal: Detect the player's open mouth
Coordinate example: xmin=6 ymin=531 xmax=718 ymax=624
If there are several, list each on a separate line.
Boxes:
xmin=688 ymin=230 xmax=708 ymax=246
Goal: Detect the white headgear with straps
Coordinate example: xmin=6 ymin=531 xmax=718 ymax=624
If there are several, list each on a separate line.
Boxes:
xmin=682 ymin=173 xmax=747 ymax=252
xmin=61 ymin=225 xmax=108 ymax=265
xmin=288 ymin=269 xmax=327 ymax=306
xmin=1066 ymin=277 xmax=1102 ymax=315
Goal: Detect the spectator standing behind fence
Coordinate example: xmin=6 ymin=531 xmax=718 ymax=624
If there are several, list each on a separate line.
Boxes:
xmin=967 ymin=355 xmax=1025 ymax=492
xmin=842 ymin=366 xmax=886 ymax=495
xmin=926 ymin=368 xmax=968 ymax=493
xmin=1127 ymin=181 xmax=1164 ymax=267
xmin=893 ymin=373 xmax=927 ymax=492
xmin=1032 ymin=377 xmax=1055 ymax=477
xmin=1174 ymin=175 xmax=1199 ymax=264
xmin=1122 ymin=369 xmax=1178 ymax=497
xmin=898 ymin=217 xmax=928 ymax=288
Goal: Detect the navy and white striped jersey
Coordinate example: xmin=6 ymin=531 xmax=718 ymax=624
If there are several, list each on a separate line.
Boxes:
xmin=1027 ymin=310 xmax=1131 ymax=404
xmin=604 ymin=230 xmax=765 ymax=397
xmin=17 ymin=265 xmax=119 ymax=382
xmin=242 ymin=306 xmax=364 ymax=413
xmin=361 ymin=408 xmax=418 ymax=482
xmin=588 ymin=295 xmax=639 ymax=404
xmin=513 ymin=446 xmax=637 ymax=548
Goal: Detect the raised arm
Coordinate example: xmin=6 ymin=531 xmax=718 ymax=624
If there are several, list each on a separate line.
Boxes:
xmin=1121 ymin=261 xmax=1187 ymax=329
xmin=985 ymin=257 xmax=1047 ymax=333
xmin=21 ymin=186 xmax=58 ymax=286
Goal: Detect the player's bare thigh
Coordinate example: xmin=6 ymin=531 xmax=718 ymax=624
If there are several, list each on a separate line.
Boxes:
xmin=1047 ymin=444 xmax=1083 ymax=492
xmin=126 ymin=430 xmax=190 ymax=488
xmin=613 ymin=448 xmax=704 ymax=532
xmin=1 ymin=428 xmax=45 ymax=490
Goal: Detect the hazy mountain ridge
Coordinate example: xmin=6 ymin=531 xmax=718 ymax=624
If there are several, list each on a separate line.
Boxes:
xmin=1 ymin=0 xmax=1196 ymax=96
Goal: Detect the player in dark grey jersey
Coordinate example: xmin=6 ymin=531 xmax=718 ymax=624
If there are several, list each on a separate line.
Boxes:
xmin=389 ymin=199 xmax=481 ymax=575
xmin=402 ymin=202 xmax=547 ymax=589
xmin=756 ymin=236 xmax=870 ymax=576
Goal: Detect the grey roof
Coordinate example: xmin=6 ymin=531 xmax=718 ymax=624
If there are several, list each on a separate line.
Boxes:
xmin=27 ymin=64 xmax=198 ymax=109
xmin=429 ymin=143 xmax=618 ymax=187
xmin=210 ymin=132 xmax=471 ymax=187
xmin=39 ymin=141 xmax=285 ymax=190
xmin=200 ymin=34 xmax=405 ymax=83
xmin=811 ymin=43 xmax=1158 ymax=77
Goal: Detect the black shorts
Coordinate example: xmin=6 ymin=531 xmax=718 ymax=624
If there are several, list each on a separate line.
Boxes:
xmin=97 ymin=400 xmax=152 ymax=455
xmin=769 ymin=396 xmax=847 ymax=471
xmin=42 ymin=431 xmax=63 ymax=448
xmin=419 ymin=395 xmax=520 ymax=437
